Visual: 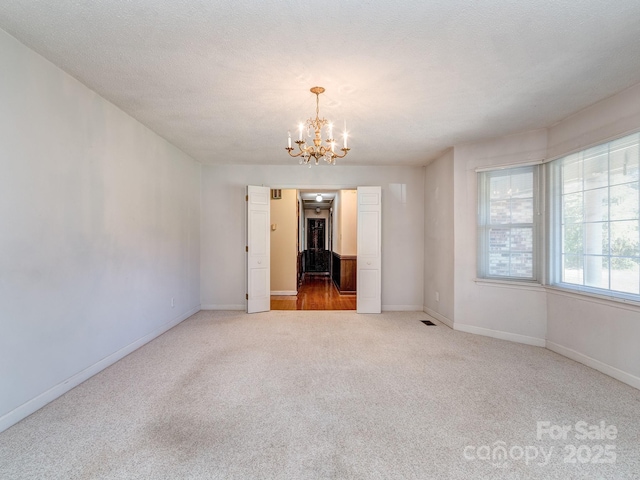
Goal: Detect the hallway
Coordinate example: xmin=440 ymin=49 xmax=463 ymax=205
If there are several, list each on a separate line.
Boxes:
xmin=271 ymin=275 xmax=356 ymax=310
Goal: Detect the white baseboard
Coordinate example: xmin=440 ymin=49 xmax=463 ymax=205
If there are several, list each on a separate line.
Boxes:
xmin=271 ymin=291 xmax=297 ymax=296
xmin=201 ymin=304 xmax=245 ymax=311
xmin=546 ymin=341 xmax=640 ymax=391
xmin=0 ymin=305 xmax=201 ymax=434
xmin=454 ymin=322 xmax=546 ymax=347
xmin=423 ymin=306 xmax=454 ymax=329
xmin=382 ymin=305 xmax=424 ymax=312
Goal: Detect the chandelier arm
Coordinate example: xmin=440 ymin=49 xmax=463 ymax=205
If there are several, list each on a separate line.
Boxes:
xmin=330 ymin=148 xmax=351 ymax=159
xmin=286 ymin=146 xmax=306 ymax=158
xmin=287 ymin=139 xmax=316 ymax=158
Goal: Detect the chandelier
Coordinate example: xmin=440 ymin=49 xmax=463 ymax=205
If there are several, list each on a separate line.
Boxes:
xmin=286 ymin=86 xmax=350 ymax=165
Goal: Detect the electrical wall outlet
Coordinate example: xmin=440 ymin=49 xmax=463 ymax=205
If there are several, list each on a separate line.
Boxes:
xmin=171 ymin=297 xmax=175 ymax=308
xmin=435 ymin=291 xmax=440 ymax=302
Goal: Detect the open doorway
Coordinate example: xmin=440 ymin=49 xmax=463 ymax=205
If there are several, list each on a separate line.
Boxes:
xmin=247 ymin=185 xmax=381 ymax=314
xmin=270 ymin=189 xmax=357 ymax=310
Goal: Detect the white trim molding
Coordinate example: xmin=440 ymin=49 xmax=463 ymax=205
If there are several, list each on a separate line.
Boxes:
xmin=454 ymin=322 xmax=546 ymax=347
xmin=382 ymin=305 xmax=424 ymax=312
xmin=270 ymin=291 xmax=297 ymax=296
xmin=0 ymin=305 xmax=201 ymax=434
xmin=546 ymin=341 xmax=640 ymax=391
xmin=201 ymin=304 xmax=245 ymax=311
xmin=423 ymin=306 xmax=454 ymax=329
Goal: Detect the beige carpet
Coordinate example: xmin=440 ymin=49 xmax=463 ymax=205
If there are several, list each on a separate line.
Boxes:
xmin=1 ymin=310 xmax=639 ymax=479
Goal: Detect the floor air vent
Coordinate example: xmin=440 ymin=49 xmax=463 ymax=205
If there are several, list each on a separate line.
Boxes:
xmin=421 ymin=320 xmax=436 ymax=326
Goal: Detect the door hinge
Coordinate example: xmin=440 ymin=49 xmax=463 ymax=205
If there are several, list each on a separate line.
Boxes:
xmin=245 ymin=195 xmax=248 ymax=201
xmin=245 ymin=246 xmax=248 ymax=252
xmin=246 ymin=293 xmax=249 ymax=300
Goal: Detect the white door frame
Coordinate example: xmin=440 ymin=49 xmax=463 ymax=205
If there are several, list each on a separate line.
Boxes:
xmin=247 ymin=184 xmax=382 ymax=313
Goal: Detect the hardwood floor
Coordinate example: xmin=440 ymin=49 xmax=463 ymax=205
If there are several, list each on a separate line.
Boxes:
xmin=271 ymin=274 xmax=356 ymax=310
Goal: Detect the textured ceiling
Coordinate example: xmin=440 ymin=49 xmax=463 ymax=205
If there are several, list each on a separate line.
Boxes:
xmin=2 ymin=1 xmax=640 ymax=166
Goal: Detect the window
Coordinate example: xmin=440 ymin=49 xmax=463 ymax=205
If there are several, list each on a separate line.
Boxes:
xmin=478 ymin=166 xmax=538 ymax=281
xmin=549 ymin=133 xmax=640 ymax=298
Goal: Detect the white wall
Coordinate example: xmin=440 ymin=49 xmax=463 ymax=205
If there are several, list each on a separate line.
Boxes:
xmin=0 ymin=29 xmax=201 ymax=432
xmin=546 ymin=292 xmax=640 ymax=388
xmin=200 ymin=165 xmax=425 ymax=311
xmin=547 ymin=83 xmax=640 ymax=160
xmin=452 ymin=130 xmax=548 ymax=345
xmin=545 ymin=83 xmax=640 ymax=388
xmin=423 ymin=150 xmax=454 ymax=325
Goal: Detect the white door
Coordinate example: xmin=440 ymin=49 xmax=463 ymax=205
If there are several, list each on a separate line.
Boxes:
xmin=247 ymin=185 xmax=270 ymax=313
xmin=357 ymin=186 xmax=382 ymax=313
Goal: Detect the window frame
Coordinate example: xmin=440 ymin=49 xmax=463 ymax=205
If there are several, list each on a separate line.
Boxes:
xmin=547 ymin=132 xmax=640 ymax=302
xmin=477 ymin=165 xmax=541 ymax=282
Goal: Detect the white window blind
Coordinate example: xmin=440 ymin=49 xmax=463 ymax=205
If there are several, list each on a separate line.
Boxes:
xmin=478 ymin=166 xmax=538 ymax=280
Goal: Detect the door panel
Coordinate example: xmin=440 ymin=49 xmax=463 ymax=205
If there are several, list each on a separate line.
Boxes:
xmin=357 ymin=186 xmax=382 ymax=313
xmin=247 ymin=185 xmax=270 ymax=313
xmin=358 ymin=269 xmax=379 ymax=299
xmin=358 ymin=211 xmax=380 ymax=258
xmin=250 ymin=268 xmax=268 ymax=299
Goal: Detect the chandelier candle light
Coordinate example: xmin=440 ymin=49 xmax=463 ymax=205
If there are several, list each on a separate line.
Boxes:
xmin=286 ymin=86 xmax=350 ymax=165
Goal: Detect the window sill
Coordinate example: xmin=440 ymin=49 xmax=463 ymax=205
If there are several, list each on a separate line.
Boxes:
xmin=546 ymin=285 xmax=640 ymax=312
xmin=474 ymin=278 xmax=544 ymax=292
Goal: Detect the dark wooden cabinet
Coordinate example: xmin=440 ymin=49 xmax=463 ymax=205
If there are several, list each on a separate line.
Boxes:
xmin=332 ymin=252 xmax=357 ymax=293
